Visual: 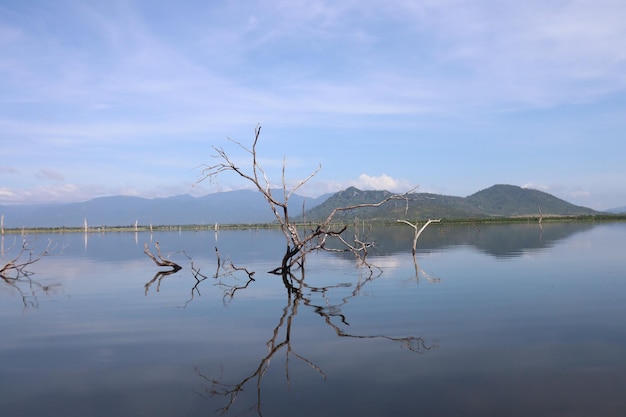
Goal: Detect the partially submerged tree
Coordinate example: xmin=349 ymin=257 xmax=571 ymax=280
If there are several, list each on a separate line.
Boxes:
xmin=198 ymin=125 xmax=414 ymax=274
xmin=1 ymin=237 xmax=61 ymax=308
xmin=143 ymin=241 xmax=182 ymax=271
xmin=397 ymin=218 xmax=441 ymax=282
xmin=1 ymin=237 xmax=50 ymax=281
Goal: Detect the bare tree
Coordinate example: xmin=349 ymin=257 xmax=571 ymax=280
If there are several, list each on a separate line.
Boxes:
xmin=199 ymin=125 xmax=414 ymax=274
xmin=1 ymin=237 xmax=50 ymax=280
xmin=397 ymin=219 xmax=441 ymax=281
xmin=397 ymin=219 xmax=441 ymax=257
xmin=1 ymin=237 xmax=61 ymax=308
xmin=143 ymin=242 xmax=182 ymax=271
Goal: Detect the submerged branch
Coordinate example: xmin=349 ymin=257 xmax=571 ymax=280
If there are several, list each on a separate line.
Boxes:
xmin=143 ymin=242 xmax=182 ymax=271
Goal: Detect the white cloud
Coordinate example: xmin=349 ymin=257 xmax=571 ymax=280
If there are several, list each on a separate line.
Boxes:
xmin=293 ymin=174 xmax=414 ymax=198
xmin=354 ymin=173 xmax=413 ymax=192
xmin=1 ymin=0 xmax=625 ymax=209
xmin=522 ymin=183 xmax=549 ymax=191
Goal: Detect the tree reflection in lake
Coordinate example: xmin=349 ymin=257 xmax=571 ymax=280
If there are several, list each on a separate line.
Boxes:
xmin=190 ymin=260 xmax=434 ymax=416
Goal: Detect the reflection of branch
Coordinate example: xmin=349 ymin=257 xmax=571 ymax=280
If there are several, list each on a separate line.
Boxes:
xmin=198 ymin=265 xmax=434 ymax=415
xmin=196 ymin=288 xmax=325 ymax=416
xmin=319 ymin=312 xmax=432 ymax=354
xmin=179 ymin=247 xmax=258 ymax=308
xmin=416 ymin=264 xmax=441 ymax=284
xmin=215 ymin=258 xmax=256 ymax=306
xmin=144 ymin=268 xmax=180 ymax=295
xmin=143 ymin=242 xmax=182 ymax=271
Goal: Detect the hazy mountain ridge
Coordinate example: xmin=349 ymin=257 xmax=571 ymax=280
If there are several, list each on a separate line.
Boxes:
xmin=0 ymin=190 xmax=330 ymax=228
xmin=607 ymin=206 xmax=626 ymax=214
xmin=0 ymin=184 xmax=605 ymax=228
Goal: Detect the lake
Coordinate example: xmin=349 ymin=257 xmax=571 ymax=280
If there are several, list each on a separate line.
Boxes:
xmin=1 ymin=222 xmax=625 ymax=417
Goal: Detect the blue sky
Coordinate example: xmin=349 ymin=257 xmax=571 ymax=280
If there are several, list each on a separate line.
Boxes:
xmin=1 ymin=0 xmax=625 ymax=210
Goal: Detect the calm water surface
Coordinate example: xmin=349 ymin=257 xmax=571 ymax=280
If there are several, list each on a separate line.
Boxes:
xmin=1 ymin=222 xmax=625 ymax=417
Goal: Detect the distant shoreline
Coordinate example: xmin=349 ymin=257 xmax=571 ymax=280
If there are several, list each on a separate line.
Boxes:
xmin=3 ymin=214 xmax=625 ymax=234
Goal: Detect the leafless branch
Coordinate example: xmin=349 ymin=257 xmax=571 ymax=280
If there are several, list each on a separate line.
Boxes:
xmin=198 ymin=125 xmax=418 ymax=274
xmin=397 ymin=219 xmax=441 ymax=256
xmin=1 ymin=237 xmax=62 ymax=308
xmin=397 ymin=219 xmax=441 ymax=281
xmin=143 ymin=242 xmax=182 ymax=271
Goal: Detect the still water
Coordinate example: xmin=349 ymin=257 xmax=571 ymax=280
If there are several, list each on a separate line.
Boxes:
xmin=1 ymin=222 xmax=625 ymax=417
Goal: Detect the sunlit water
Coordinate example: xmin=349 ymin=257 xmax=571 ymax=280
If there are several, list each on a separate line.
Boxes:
xmin=1 ymin=222 xmax=625 ymax=417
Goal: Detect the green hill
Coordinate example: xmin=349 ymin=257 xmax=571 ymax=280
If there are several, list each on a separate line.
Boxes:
xmin=464 ymin=184 xmax=598 ymax=216
xmin=302 ymin=184 xmax=602 ymax=222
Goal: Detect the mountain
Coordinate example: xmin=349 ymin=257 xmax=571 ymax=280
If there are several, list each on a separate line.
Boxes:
xmin=0 ymin=184 xmax=603 ymax=229
xmin=464 ymin=184 xmax=600 ymax=216
xmin=302 ymin=184 xmax=603 ymax=222
xmin=607 ymin=206 xmax=626 ymax=214
xmin=0 ymin=190 xmax=330 ymax=228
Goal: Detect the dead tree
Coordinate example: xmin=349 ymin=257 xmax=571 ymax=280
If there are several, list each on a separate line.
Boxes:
xmin=1 ymin=237 xmax=61 ymax=308
xmin=143 ymin=242 xmax=182 ymax=271
xmin=397 ymin=219 xmax=441 ymax=257
xmin=199 ymin=125 xmax=414 ymax=274
xmin=1 ymin=238 xmax=50 ymax=280
xmin=397 ymin=219 xmax=441 ymax=281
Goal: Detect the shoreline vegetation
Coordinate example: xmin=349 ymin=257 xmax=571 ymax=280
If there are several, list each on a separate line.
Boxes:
xmin=3 ymin=214 xmax=626 ymax=235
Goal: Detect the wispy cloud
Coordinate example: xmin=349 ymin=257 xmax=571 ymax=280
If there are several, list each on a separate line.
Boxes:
xmin=1 ymin=1 xmax=625 ymax=208
xmin=0 ymin=167 xmax=19 ymax=175
xmin=36 ymin=169 xmax=65 ymax=181
xmin=3 ymin=0 xmax=624 ymax=135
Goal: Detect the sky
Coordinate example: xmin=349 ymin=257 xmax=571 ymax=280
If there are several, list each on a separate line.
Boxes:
xmin=1 ymin=0 xmax=625 ymax=210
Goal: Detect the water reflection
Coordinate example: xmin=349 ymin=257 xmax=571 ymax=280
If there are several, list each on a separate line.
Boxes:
xmin=190 ymin=263 xmax=433 ymax=416
xmin=35 ymin=222 xmax=598 ymax=265
xmin=3 ymin=222 xmax=625 ymax=417
xmin=366 ymin=222 xmax=595 ymax=258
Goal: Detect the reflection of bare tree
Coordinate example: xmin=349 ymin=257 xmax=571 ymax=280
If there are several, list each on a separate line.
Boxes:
xmin=179 ymin=247 xmax=258 ymax=308
xmin=195 ymin=264 xmax=434 ymax=416
xmin=196 ymin=283 xmax=325 ymax=416
xmin=143 ymin=242 xmax=185 ymax=296
xmin=1 ymin=237 xmax=61 ymax=308
xmin=144 ymin=268 xmax=180 ymax=295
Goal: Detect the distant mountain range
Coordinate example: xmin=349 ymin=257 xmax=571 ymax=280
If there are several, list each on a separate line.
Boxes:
xmin=0 ymin=190 xmax=330 ymax=228
xmin=607 ymin=205 xmax=626 ymax=214
xmin=0 ymin=184 xmax=607 ymax=229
